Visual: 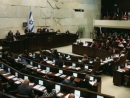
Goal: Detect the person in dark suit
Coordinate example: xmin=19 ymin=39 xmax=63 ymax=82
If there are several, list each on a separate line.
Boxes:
xmin=55 ymin=56 xmax=63 ymax=68
xmin=43 ymin=27 xmax=49 ymax=33
xmin=20 ymin=64 xmax=31 ymax=75
xmin=8 ymin=30 xmax=13 ymax=36
xmin=52 ymin=49 xmax=59 ymax=59
xmin=62 ymin=76 xmax=76 ymax=86
xmin=24 ymin=26 xmax=29 ymax=34
xmin=79 ymin=75 xmax=97 ymax=91
xmin=5 ymin=79 xmax=17 ymax=92
xmin=15 ymin=30 xmax=20 ymax=36
xmin=37 ymin=28 xmax=42 ymax=34
xmin=65 ymin=30 xmax=70 ymax=34
xmin=17 ymin=79 xmax=36 ymax=98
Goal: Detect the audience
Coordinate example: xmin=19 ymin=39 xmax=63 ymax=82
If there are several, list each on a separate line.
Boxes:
xmin=79 ymin=75 xmax=98 ymax=92
xmin=82 ymin=54 xmax=88 ymax=62
xmin=66 ymin=30 xmax=70 ymax=34
xmin=5 ymin=79 xmax=17 ymax=93
xmin=17 ymin=79 xmax=36 ymax=98
xmin=62 ymin=76 xmax=76 ymax=86
xmin=15 ymin=30 xmax=20 ymax=36
xmin=55 ymin=56 xmax=63 ymax=68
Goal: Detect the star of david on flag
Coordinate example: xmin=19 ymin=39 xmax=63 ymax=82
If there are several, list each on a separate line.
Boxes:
xmin=28 ymin=11 xmax=34 ymax=33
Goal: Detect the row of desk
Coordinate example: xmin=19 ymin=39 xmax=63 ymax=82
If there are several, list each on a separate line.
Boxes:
xmin=16 ymin=55 xmax=101 ymax=93
xmin=72 ymin=44 xmax=111 ymax=59
xmin=2 ymin=33 xmax=77 ymax=53
xmin=0 ymin=61 xmax=115 ymax=98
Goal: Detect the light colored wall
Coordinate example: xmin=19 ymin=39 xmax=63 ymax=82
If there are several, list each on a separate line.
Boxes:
xmin=94 ymin=20 xmax=130 ymax=29
xmin=0 ymin=0 xmax=101 ymax=39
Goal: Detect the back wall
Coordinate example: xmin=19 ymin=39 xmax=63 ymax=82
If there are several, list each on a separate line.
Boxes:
xmin=0 ymin=0 xmax=101 ymax=38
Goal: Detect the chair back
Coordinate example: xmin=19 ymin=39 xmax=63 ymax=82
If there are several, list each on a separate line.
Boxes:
xmin=8 ymin=90 xmax=17 ymax=96
xmin=71 ymin=56 xmax=78 ymax=62
xmin=38 ymin=96 xmax=54 ymax=98
xmin=16 ymin=94 xmax=30 ymax=98
xmin=91 ymin=61 xmax=101 ymax=74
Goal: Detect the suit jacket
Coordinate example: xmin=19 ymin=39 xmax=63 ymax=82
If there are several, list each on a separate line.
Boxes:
xmin=79 ymin=80 xmax=93 ymax=90
xmin=24 ymin=28 xmax=29 ymax=34
xmin=17 ymin=84 xmax=35 ymax=98
xmin=5 ymin=84 xmax=18 ymax=92
xmin=55 ymin=59 xmax=63 ymax=68
xmin=43 ymin=28 xmax=49 ymax=32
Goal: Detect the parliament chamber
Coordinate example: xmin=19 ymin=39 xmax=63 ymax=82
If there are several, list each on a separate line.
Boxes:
xmin=1 ymin=0 xmax=130 ymax=98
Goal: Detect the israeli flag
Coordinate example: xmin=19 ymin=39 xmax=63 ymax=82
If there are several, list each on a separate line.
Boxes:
xmin=28 ymin=11 xmax=34 ymax=33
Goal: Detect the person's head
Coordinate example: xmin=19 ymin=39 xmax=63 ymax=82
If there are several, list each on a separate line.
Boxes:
xmin=85 ymin=75 xmax=90 ymax=81
xmin=59 ymin=56 xmax=63 ymax=60
xmin=70 ymin=76 xmax=75 ymax=82
xmin=68 ymin=93 xmax=75 ymax=98
xmin=23 ymin=79 xmax=30 ymax=86
xmin=96 ymin=57 xmax=100 ymax=61
xmin=8 ymin=79 xmax=14 ymax=86
xmin=22 ymin=64 xmax=26 ymax=68
xmin=46 ymin=83 xmax=53 ymax=93
xmin=83 ymin=54 xmax=88 ymax=59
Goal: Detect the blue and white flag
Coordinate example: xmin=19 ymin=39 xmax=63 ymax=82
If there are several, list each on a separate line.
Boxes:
xmin=28 ymin=11 xmax=34 ymax=33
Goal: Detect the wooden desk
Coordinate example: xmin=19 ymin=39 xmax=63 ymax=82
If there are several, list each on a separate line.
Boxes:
xmin=0 ymin=62 xmax=115 ymax=98
xmin=3 ymin=33 xmax=77 ymax=53
xmin=113 ymin=67 xmax=130 ymax=86
xmin=72 ymin=44 xmax=111 ymax=59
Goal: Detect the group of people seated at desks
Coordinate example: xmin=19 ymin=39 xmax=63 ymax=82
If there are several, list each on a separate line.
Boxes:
xmin=0 ymin=62 xmax=99 ymax=98
xmin=24 ymin=26 xmax=70 ymax=35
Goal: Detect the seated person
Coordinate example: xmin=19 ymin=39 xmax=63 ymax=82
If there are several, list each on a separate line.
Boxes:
xmin=65 ymin=30 xmax=70 ymax=34
xmin=5 ymin=79 xmax=17 ymax=92
xmin=120 ymin=48 xmax=126 ymax=57
xmin=38 ymin=83 xmax=56 ymax=97
xmin=24 ymin=26 xmax=29 ymax=34
xmin=55 ymin=56 xmax=63 ymax=68
xmin=40 ymin=59 xmax=48 ymax=65
xmin=115 ymin=38 xmax=120 ymax=43
xmin=118 ymin=42 xmax=124 ymax=47
xmin=62 ymin=76 xmax=76 ymax=86
xmin=82 ymin=54 xmax=88 ymax=62
xmin=17 ymin=79 xmax=36 ymax=98
xmin=122 ymin=39 xmax=126 ymax=43
xmin=83 ymin=41 xmax=88 ymax=46
xmin=8 ymin=30 xmax=13 ymax=36
xmin=15 ymin=30 xmax=20 ymax=36
xmin=100 ymin=43 xmax=105 ymax=50
xmin=95 ymin=57 xmax=100 ymax=62
xmin=37 ymin=28 xmax=42 ymax=33
xmin=52 ymin=49 xmax=59 ymax=59
xmin=43 ymin=27 xmax=49 ymax=32
xmin=68 ymin=93 xmax=75 ymax=98
xmin=126 ymin=44 xmax=130 ymax=49
xmin=79 ymin=75 xmax=98 ymax=91
xmin=95 ymin=42 xmax=99 ymax=49
xmin=89 ymin=41 xmax=95 ymax=47
xmin=49 ymin=29 xmax=55 ymax=32
xmin=56 ymin=29 xmax=61 ymax=34
xmin=20 ymin=64 xmax=31 ymax=75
